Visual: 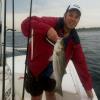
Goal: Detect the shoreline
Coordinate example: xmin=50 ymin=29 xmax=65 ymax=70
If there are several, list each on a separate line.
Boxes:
xmin=77 ymin=27 xmax=100 ymax=32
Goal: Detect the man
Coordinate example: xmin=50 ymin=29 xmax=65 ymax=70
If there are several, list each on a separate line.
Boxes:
xmin=21 ymin=4 xmax=93 ymax=100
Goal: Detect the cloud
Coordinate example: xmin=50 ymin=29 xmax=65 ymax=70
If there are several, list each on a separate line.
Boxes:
xmin=6 ymin=13 xmax=29 ymax=31
xmin=5 ymin=0 xmax=100 ymax=31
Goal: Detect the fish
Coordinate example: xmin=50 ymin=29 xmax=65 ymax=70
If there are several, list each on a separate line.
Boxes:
xmin=52 ymin=39 xmax=67 ymax=96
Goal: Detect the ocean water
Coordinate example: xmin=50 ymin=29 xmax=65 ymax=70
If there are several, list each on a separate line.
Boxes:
xmin=6 ymin=29 xmax=100 ymax=99
xmin=78 ymin=29 xmax=100 ymax=99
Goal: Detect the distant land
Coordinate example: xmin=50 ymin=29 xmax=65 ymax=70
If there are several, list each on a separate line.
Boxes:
xmin=77 ymin=27 xmax=100 ymax=32
xmin=14 ymin=27 xmax=100 ymax=32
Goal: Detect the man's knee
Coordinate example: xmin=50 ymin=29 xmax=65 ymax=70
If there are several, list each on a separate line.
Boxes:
xmin=45 ymin=91 xmax=55 ymax=96
xmin=31 ymin=95 xmax=42 ymax=100
xmin=45 ymin=91 xmax=56 ymax=100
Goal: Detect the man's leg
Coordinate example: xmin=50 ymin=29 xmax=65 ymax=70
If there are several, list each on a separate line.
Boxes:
xmin=43 ymin=76 xmax=56 ymax=100
xmin=31 ymin=94 xmax=42 ymax=100
xmin=45 ymin=91 xmax=56 ymax=100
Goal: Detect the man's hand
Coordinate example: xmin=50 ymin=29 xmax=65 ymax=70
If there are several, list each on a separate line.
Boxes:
xmin=86 ymin=89 xmax=93 ymax=99
xmin=47 ymin=27 xmax=60 ymax=43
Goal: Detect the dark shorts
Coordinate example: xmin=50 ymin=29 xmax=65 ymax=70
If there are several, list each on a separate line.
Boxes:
xmin=25 ymin=62 xmax=56 ymax=96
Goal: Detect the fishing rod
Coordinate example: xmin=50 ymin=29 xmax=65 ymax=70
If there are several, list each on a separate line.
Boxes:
xmin=2 ymin=0 xmax=7 ymax=99
xmin=0 ymin=23 xmax=2 ymax=66
xmin=2 ymin=0 xmax=15 ymax=99
xmin=12 ymin=0 xmax=15 ymax=99
xmin=0 ymin=0 xmax=2 ymax=66
xmin=22 ymin=0 xmax=33 ymax=99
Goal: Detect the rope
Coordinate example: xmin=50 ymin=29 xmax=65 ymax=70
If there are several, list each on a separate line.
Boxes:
xmin=69 ymin=61 xmax=81 ymax=97
xmin=2 ymin=0 xmax=7 ymax=99
xmin=22 ymin=0 xmax=33 ymax=99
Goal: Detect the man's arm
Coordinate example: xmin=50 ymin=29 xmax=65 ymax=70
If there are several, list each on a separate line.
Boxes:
xmin=71 ymin=43 xmax=93 ymax=98
xmin=47 ymin=27 xmax=60 ymax=44
xmin=21 ymin=17 xmax=52 ymax=37
xmin=21 ymin=16 xmax=60 ymax=44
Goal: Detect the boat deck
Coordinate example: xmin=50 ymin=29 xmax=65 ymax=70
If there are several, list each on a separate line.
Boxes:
xmin=3 ymin=55 xmax=98 ymax=100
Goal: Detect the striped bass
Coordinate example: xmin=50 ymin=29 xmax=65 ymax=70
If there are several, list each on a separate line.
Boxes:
xmin=53 ymin=39 xmax=66 ymax=96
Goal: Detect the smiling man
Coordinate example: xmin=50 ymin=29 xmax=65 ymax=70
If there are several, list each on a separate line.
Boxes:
xmin=21 ymin=4 xmax=93 ymax=100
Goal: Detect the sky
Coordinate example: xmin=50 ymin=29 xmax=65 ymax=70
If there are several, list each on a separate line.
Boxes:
xmin=1 ymin=0 xmax=100 ymax=31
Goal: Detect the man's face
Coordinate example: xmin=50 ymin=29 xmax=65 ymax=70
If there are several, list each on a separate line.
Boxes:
xmin=64 ymin=10 xmax=80 ymax=29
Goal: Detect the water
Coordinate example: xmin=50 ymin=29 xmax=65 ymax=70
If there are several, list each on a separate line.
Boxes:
xmin=78 ymin=29 xmax=100 ymax=99
xmin=6 ymin=29 xmax=100 ymax=99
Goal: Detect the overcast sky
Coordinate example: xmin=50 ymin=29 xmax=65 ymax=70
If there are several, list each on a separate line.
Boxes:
xmin=1 ymin=0 xmax=100 ymax=31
